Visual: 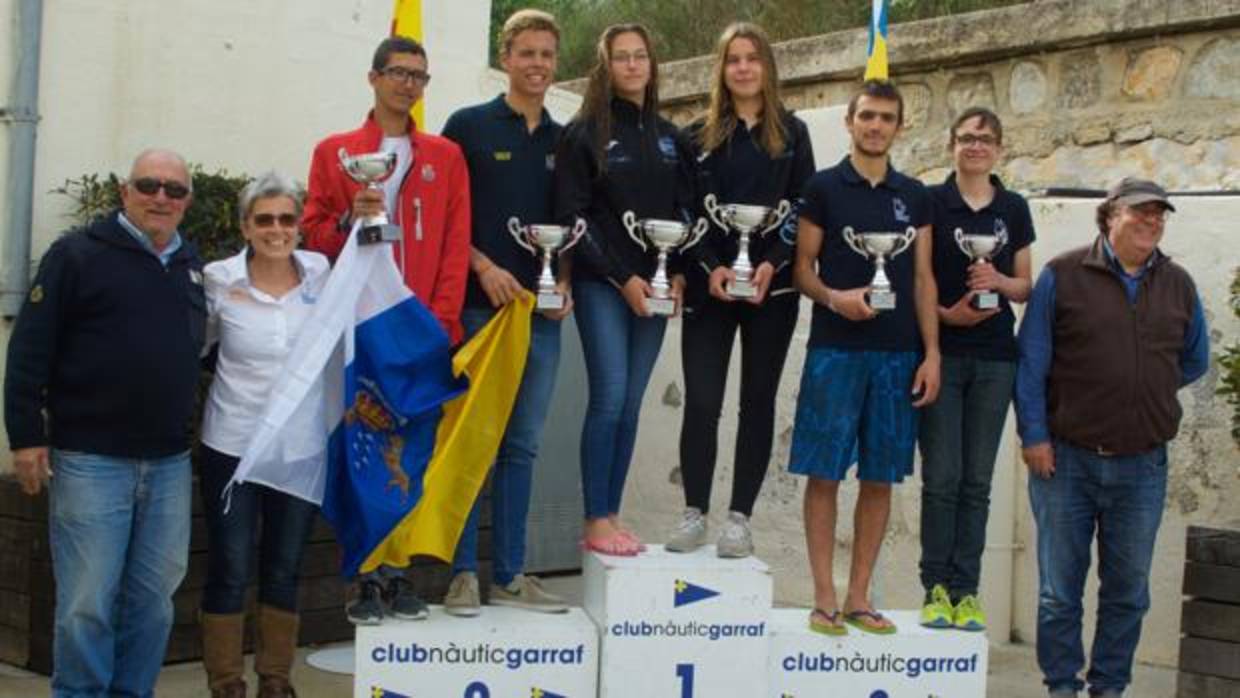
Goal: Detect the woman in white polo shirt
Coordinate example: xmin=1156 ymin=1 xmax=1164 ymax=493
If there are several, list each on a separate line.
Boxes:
xmin=198 ymin=171 xmax=329 ymax=698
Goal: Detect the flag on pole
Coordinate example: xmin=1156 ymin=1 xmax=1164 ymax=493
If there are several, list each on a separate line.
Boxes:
xmin=864 ymin=0 xmax=890 ymax=81
xmin=391 ymin=0 xmax=425 ymax=128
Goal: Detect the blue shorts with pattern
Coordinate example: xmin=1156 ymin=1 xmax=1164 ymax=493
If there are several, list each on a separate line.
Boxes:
xmin=789 ymin=347 xmax=920 ymax=483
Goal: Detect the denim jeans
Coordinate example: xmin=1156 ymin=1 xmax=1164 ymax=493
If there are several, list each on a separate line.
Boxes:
xmin=574 ymin=280 xmax=667 ymax=519
xmin=48 ymin=449 xmax=191 ymax=698
xmin=198 ymin=445 xmax=318 ymax=613
xmin=452 ymin=306 xmax=562 ymax=585
xmin=918 ymin=355 xmax=1016 ymax=598
xmin=1028 ymin=440 xmax=1168 ymax=695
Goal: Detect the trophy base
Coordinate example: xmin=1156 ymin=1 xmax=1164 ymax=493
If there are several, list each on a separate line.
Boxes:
xmin=971 ymin=292 xmax=1000 ymax=310
xmin=647 ymin=297 xmax=676 ymax=316
xmin=728 ymin=279 xmax=757 ymax=299
xmin=358 ymin=222 xmax=403 ymax=245
xmin=867 ymin=290 xmax=897 ymax=311
xmin=536 ymin=292 xmax=565 ymax=311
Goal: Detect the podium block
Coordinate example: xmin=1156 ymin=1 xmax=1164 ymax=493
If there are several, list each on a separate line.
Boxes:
xmin=584 ymin=545 xmax=773 ymax=697
xmin=354 ymin=606 xmax=599 ymax=698
xmin=767 ymin=609 xmax=988 ymax=698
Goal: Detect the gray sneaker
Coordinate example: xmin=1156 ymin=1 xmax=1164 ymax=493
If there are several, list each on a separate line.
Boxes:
xmin=716 ymin=511 xmax=754 ymax=558
xmin=665 ymin=507 xmax=707 ymax=553
xmin=444 ymin=571 xmax=481 ymax=617
xmin=490 ymin=575 xmax=569 ymax=613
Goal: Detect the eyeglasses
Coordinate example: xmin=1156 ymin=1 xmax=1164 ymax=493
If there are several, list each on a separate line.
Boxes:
xmin=382 ymin=66 xmax=431 ymax=86
xmin=955 ymin=133 xmax=999 ymax=147
xmin=131 ymin=178 xmax=190 ymax=200
xmin=251 ymin=213 xmax=298 ymax=228
xmin=611 ymin=51 xmax=650 ymax=65
xmin=1126 ymin=204 xmax=1171 ymax=222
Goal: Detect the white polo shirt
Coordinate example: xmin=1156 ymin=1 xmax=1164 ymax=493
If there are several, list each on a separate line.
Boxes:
xmin=201 ymin=248 xmax=331 ymax=458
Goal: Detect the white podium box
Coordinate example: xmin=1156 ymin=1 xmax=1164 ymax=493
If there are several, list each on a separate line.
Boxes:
xmin=584 ymin=545 xmax=773 ymax=697
xmin=767 ymin=608 xmax=988 ymax=698
xmin=354 ymin=606 xmax=599 ymax=698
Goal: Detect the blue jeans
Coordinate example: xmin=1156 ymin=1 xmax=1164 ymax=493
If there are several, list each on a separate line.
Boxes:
xmin=452 ymin=306 xmax=562 ymax=585
xmin=918 ymin=355 xmax=1016 ymax=598
xmin=198 ymin=445 xmax=318 ymax=613
xmin=1028 ymin=440 xmax=1168 ymax=695
xmin=574 ymin=280 xmax=667 ymax=519
xmin=49 ymin=449 xmax=191 ymax=698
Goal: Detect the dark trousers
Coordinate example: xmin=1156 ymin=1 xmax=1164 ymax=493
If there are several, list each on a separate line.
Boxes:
xmin=199 ymin=445 xmax=318 ymax=614
xmin=678 ymin=292 xmax=798 ymax=516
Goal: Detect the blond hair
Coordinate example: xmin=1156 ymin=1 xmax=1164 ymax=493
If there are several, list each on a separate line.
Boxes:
xmin=499 ymin=9 xmax=560 ymax=56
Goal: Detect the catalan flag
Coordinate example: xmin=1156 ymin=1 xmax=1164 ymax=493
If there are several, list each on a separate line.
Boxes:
xmin=864 ymin=0 xmax=890 ymax=81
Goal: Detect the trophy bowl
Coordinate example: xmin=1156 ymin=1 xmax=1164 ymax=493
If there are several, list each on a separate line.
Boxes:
xmin=842 ymin=226 xmax=917 ymax=311
xmin=622 ymin=212 xmax=709 ymax=316
xmin=337 ymin=148 xmax=401 ymax=245
xmin=507 ymin=217 xmax=586 ymax=310
xmin=702 ymin=195 xmax=791 ymax=298
xmin=953 ymin=227 xmax=1007 ymax=310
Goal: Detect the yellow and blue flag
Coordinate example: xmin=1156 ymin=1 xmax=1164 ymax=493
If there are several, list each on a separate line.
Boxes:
xmin=531 ymin=688 xmax=567 ymax=698
xmin=370 ymin=687 xmax=412 ymax=698
xmin=864 ymin=0 xmax=890 ymax=81
xmin=391 ymin=0 xmax=425 ymax=127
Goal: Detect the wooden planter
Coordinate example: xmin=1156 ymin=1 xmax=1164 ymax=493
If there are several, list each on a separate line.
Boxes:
xmin=1177 ymin=523 xmax=1240 ymax=697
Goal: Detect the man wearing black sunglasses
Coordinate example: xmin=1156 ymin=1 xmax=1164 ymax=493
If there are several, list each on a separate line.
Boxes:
xmin=5 ymin=148 xmax=206 ymax=696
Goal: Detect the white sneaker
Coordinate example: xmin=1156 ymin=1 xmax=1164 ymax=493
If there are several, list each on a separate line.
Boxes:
xmin=665 ymin=507 xmax=707 ymax=553
xmin=716 ymin=511 xmax=753 ymax=558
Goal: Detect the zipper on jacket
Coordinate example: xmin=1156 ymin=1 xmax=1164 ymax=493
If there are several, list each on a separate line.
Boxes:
xmin=414 ymin=198 xmax=424 ymax=241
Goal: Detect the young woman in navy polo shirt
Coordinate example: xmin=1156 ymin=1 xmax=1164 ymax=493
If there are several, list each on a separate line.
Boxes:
xmin=554 ymin=23 xmax=699 ymax=556
xmin=918 ymin=107 xmax=1034 ymax=632
xmin=665 ymin=22 xmax=815 ymax=558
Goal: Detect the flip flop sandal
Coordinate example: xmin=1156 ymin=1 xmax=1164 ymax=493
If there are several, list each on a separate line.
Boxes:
xmin=808 ymin=607 xmax=848 ymax=636
xmin=616 ymin=528 xmax=648 ymax=552
xmin=844 ymin=609 xmax=897 ymax=635
xmin=580 ymin=533 xmax=639 ymax=557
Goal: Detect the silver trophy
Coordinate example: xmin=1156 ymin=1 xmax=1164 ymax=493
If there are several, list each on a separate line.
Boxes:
xmin=842 ymin=226 xmax=918 ymax=311
xmin=338 ymin=148 xmax=402 ymax=245
xmin=953 ymin=226 xmax=1008 ymax=310
xmin=702 ymin=194 xmax=792 ymax=298
xmin=622 ymin=211 xmax=709 ymax=316
xmin=507 ymin=217 xmax=587 ymax=310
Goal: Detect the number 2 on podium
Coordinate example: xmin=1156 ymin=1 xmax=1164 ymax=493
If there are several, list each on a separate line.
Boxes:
xmin=676 ymin=663 xmax=695 ymax=697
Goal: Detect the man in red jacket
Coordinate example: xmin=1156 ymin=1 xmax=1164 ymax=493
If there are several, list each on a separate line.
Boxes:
xmin=303 ymin=35 xmax=470 ymax=625
xmin=303 ymin=35 xmax=470 ymax=345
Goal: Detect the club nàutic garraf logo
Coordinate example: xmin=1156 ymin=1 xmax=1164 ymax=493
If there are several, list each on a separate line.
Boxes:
xmin=529 ymin=688 xmax=567 ymax=698
xmin=604 ymin=579 xmax=765 ymax=641
xmin=673 ymin=579 xmax=720 ymax=608
xmin=369 ymin=687 xmax=411 ymax=698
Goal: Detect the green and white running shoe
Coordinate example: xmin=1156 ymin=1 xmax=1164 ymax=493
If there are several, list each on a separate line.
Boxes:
xmin=953 ymin=594 xmax=987 ymax=632
xmin=919 ymin=584 xmax=954 ymax=629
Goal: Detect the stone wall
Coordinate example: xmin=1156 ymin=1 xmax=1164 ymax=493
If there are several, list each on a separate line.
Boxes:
xmin=562 ymin=0 xmax=1240 ymax=192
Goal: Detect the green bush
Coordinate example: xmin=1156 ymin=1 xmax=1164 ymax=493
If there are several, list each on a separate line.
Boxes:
xmin=52 ymin=166 xmax=251 ymax=263
xmin=1218 ymin=268 xmax=1240 ymax=446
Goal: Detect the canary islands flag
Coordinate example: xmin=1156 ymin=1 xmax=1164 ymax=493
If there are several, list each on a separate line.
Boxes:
xmin=864 ymin=0 xmax=890 ymax=81
xmin=232 ymin=223 xmax=530 ymax=578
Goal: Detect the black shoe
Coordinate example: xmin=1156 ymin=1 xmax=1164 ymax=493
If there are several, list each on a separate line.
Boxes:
xmin=346 ymin=579 xmax=385 ymax=626
xmin=384 ymin=575 xmax=429 ymax=620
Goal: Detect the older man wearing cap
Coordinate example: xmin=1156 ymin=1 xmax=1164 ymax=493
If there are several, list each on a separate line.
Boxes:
xmin=1014 ymin=177 xmax=1209 ymax=698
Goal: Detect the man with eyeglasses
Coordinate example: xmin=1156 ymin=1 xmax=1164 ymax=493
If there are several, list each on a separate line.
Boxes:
xmin=5 ymin=148 xmax=205 ymax=696
xmin=1015 ymin=177 xmax=1209 ymax=698
xmin=302 ymin=35 xmax=470 ymax=626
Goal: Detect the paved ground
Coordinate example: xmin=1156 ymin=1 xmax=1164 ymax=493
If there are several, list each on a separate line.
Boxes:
xmin=0 ymin=576 xmax=1177 ymax=697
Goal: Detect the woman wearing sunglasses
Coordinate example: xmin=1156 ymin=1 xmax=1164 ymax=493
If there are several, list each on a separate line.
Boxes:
xmin=554 ymin=23 xmax=699 ymax=556
xmin=666 ymin=22 xmax=814 ymax=558
xmin=198 ymin=172 xmax=328 ymax=698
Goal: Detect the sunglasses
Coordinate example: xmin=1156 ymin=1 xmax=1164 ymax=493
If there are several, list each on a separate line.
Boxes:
xmin=131 ymin=177 xmax=191 ymax=200
xmin=252 ymin=213 xmax=299 ymax=228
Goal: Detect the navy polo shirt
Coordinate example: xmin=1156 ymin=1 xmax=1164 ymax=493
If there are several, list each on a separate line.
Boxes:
xmin=442 ymin=95 xmax=562 ymax=309
xmin=930 ymin=172 xmax=1036 ymax=361
xmin=800 ymin=156 xmax=932 ymax=351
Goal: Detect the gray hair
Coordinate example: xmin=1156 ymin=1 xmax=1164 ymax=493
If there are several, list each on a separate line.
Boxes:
xmin=238 ymin=170 xmax=304 ymax=224
xmin=128 ymin=148 xmax=192 ymax=191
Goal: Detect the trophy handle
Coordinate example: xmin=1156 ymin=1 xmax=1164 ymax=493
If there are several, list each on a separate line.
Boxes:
xmin=622 ymin=210 xmax=647 ymax=251
xmin=892 ymin=226 xmax=918 ymax=257
xmin=703 ymin=193 xmax=728 ymax=231
xmin=759 ymin=199 xmax=793 ymax=236
xmin=842 ymin=226 xmax=868 ymax=257
xmin=560 ymin=217 xmax=588 ymax=253
xmin=681 ymin=217 xmax=710 ymax=252
xmin=507 ymin=217 xmax=536 ymax=254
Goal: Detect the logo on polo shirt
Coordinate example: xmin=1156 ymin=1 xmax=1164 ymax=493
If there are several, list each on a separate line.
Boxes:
xmin=892 ymin=197 xmax=909 ymax=223
xmin=994 ymin=217 xmax=1008 ymax=239
xmin=189 ymin=269 xmax=203 ymax=285
xmin=494 ymin=151 xmax=513 ymax=161
xmin=546 ymin=153 xmax=556 ymax=171
xmin=657 ymin=135 xmax=678 ymax=160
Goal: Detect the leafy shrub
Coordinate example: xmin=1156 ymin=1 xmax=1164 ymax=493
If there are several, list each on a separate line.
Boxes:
xmin=1218 ymin=268 xmax=1240 ymax=446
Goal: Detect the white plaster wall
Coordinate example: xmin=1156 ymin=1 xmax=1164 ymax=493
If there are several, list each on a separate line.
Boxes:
xmin=620 ymin=185 xmax=1240 ymax=668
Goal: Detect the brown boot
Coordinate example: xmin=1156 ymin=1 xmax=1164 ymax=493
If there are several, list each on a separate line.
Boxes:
xmin=255 ymin=604 xmax=299 ymax=697
xmin=200 ymin=611 xmax=247 ymax=698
